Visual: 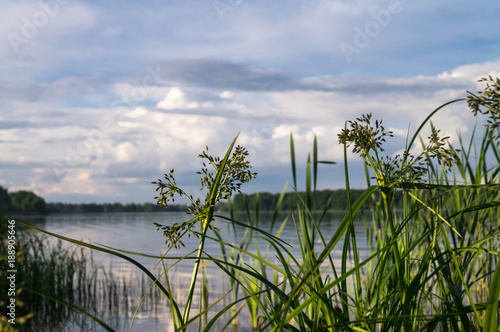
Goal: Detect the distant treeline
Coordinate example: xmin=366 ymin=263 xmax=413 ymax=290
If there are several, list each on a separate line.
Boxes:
xmin=0 ymin=185 xmax=404 ymax=216
xmin=218 ymin=189 xmax=404 ymax=212
xmin=47 ymin=202 xmax=187 ymax=214
xmin=0 ymin=185 xmax=190 ymax=215
xmin=0 ymin=185 xmax=49 ymax=216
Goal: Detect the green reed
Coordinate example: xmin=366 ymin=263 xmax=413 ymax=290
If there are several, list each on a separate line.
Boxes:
xmin=0 ymin=230 xmax=136 ymax=331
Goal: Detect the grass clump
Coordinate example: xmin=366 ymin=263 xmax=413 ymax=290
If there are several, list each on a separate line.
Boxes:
xmin=1 ymin=224 xmax=165 ymax=332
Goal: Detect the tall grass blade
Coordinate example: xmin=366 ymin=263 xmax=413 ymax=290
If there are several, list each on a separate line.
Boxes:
xmin=306 ymin=152 xmax=312 ymax=209
xmin=484 ymin=244 xmax=500 ymax=331
xmin=269 ymin=184 xmax=288 ymax=232
xmin=182 ymin=134 xmax=241 ymax=327
xmin=313 ymin=134 xmax=318 ymax=192
xmin=405 ymin=98 xmax=464 ymax=158
xmin=290 ymin=131 xmax=297 ymax=189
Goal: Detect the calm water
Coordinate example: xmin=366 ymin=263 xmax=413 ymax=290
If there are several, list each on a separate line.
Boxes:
xmin=23 ymin=211 xmax=369 ymax=332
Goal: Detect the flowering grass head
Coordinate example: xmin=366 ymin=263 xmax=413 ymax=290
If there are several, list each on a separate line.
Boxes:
xmin=152 ymin=144 xmax=257 ymax=248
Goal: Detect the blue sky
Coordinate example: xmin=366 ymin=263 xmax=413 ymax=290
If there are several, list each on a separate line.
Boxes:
xmin=1 ymin=0 xmax=500 ymax=204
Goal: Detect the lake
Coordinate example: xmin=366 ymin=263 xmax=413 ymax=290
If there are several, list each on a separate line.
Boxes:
xmin=22 ymin=211 xmax=370 ymax=331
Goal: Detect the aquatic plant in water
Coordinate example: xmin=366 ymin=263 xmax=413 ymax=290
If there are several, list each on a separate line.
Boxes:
xmin=337 ymin=113 xmax=461 ymax=188
xmin=152 ymin=143 xmax=257 ymax=249
xmin=151 ymin=137 xmax=258 ymax=330
xmin=467 ymin=76 xmax=500 ymax=144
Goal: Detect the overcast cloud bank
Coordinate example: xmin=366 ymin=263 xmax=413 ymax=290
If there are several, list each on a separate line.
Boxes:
xmin=1 ymin=1 xmax=499 ymax=203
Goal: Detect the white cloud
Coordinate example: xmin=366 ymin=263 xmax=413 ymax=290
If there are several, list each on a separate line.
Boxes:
xmin=127 ymin=107 xmax=148 ymax=118
xmin=272 ymin=124 xmax=299 ymax=140
xmin=116 ymin=142 xmax=140 ymax=163
xmin=219 ymin=90 xmax=234 ymax=99
xmin=42 ymin=170 xmax=99 ymax=196
xmin=157 ymin=87 xmax=199 ymax=110
xmin=439 ymin=59 xmax=500 ymax=81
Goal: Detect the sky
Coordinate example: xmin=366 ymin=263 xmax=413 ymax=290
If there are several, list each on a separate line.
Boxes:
xmin=1 ymin=0 xmax=500 ymax=204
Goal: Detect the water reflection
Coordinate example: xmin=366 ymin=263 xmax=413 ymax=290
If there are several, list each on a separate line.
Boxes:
xmin=22 ymin=211 xmax=368 ymax=331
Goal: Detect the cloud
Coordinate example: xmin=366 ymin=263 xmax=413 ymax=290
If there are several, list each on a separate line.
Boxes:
xmin=126 ymin=107 xmax=148 ymax=118
xmin=438 ymin=60 xmax=500 ymax=81
xmin=157 ymin=87 xmax=199 ymax=110
xmin=2 ymin=0 xmax=500 ymax=203
xmin=0 ymin=77 xmax=105 ymax=107
xmin=219 ymin=91 xmax=234 ymax=99
xmin=1 ymin=1 xmax=97 ymax=59
xmin=0 ymin=121 xmax=32 ymax=130
xmin=11 ymin=58 xmax=498 ymax=202
xmin=156 ymin=59 xmax=301 ymax=91
xmin=300 ymin=75 xmax=470 ymax=95
xmin=141 ymin=58 xmax=500 ymax=99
